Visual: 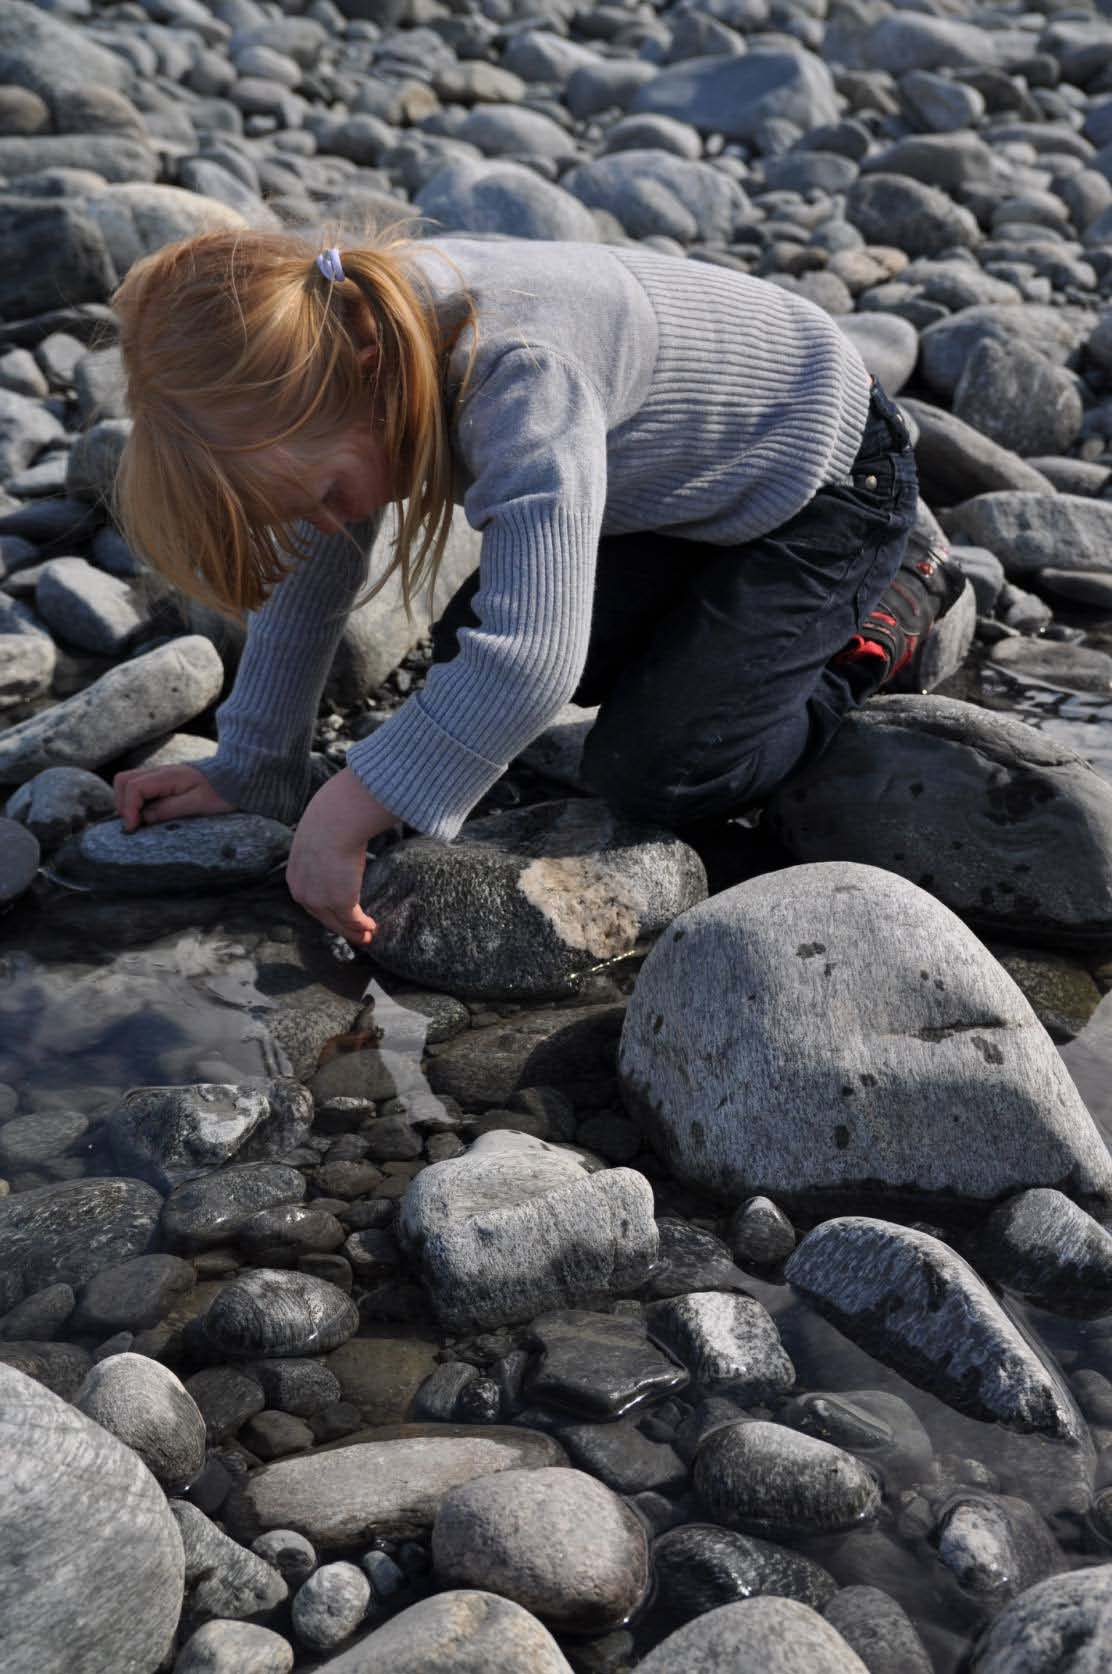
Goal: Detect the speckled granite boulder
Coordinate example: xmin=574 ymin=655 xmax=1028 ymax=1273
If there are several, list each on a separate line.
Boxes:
xmin=312 ymin=1590 xmax=573 ymax=1672
xmin=58 ymin=813 xmax=290 ymax=894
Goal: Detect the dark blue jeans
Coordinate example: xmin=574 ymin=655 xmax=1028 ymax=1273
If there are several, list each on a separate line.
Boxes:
xmin=433 ymin=378 xmax=919 ymax=826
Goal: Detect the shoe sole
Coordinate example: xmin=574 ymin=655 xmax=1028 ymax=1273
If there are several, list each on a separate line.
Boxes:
xmin=890 ymin=577 xmax=977 ymax=694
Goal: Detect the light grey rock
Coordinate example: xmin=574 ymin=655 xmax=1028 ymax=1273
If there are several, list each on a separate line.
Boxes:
xmin=902 ymin=68 xmax=985 ymax=133
xmin=415 ymin=158 xmax=599 ymax=241
xmin=1 ymin=1361 xmax=185 ymax=1674
xmin=919 ymin=305 xmax=1096 ymax=402
xmin=0 ymin=348 xmax=47 ymax=398
xmin=251 ymin=1530 xmax=316 ymax=1588
xmin=951 ymin=546 xmax=1006 ymax=615
xmin=563 ymin=150 xmax=749 ymax=243
xmin=5 ymin=765 xmax=114 ymax=850
xmin=903 ymin=400 xmax=1058 ymax=508
xmin=835 ymin=313 xmax=918 ymax=395
xmin=943 ymin=493 xmax=1112 ymax=577
xmin=36 ymin=556 xmax=147 ymax=654
xmin=83 ymin=184 xmax=245 ymax=276
xmin=224 ymin=1428 xmax=567 ymax=1550
xmin=59 ymin=812 xmax=291 ymax=894
xmin=311 ymin=1589 xmax=573 ymax=1672
xmin=0 ymin=387 xmax=64 ymax=480
xmin=120 ymin=732 xmax=218 ymax=771
xmin=76 ymin=1354 xmax=206 ymax=1490
xmin=0 ymin=599 xmax=55 ymax=709
xmin=73 ymin=1252 xmax=195 ymax=1331
xmin=566 ymin=59 xmax=659 ymax=121
xmin=786 ymin=1218 xmax=1085 ymax=1441
xmin=953 ymin=339 xmax=1082 ymax=458
xmin=619 ymin=859 xmax=1112 ymax=1214
xmin=174 ymin=1620 xmax=294 ymax=1674
xmin=631 ymin=49 xmax=839 ymax=141
xmin=457 ymin=105 xmax=576 ymax=164
xmin=0 ymin=816 xmax=38 ymax=906
xmin=731 ymin=1197 xmax=796 ymax=1267
xmin=0 ymin=636 xmax=223 ymax=785
xmin=362 ymin=798 xmax=705 ymax=1001
xmin=653 ymin=1523 xmax=836 ymax=1626
xmin=695 ymin=1420 xmax=882 ymax=1539
xmin=601 ymin=114 xmax=702 ymax=160
xmin=935 ymin=1493 xmax=1058 ymax=1602
xmin=645 ymin=1293 xmax=795 ymax=1400
xmin=431 ymin=1466 xmax=649 ymax=1632
xmin=0 ymin=1177 xmax=161 ymax=1313
xmin=109 ymin=1080 xmax=311 ymax=1191
xmin=977 ymin=1187 xmax=1112 ymax=1316
xmin=988 ymin=637 xmax=1112 ymax=695
xmin=823 ymin=1586 xmax=932 ymax=1674
xmin=862 ymin=13 xmax=1014 ymax=73
xmin=172 ymin=1500 xmax=288 ymax=1626
xmin=766 ymin=699 xmax=1112 ymax=949
xmin=846 ymin=175 xmax=980 ymax=259
xmin=399 ymin=1130 xmax=658 ymax=1331
xmin=636 ymin=1597 xmax=869 ymax=1672
xmin=0 ymin=1109 xmax=83 ymax=1171
xmin=202 ymin=1269 xmax=359 ymax=1360
xmin=968 ymin=1566 xmax=1112 ymax=1672
xmin=292 ymin=1561 xmax=370 ymax=1650
xmin=502 ymin=30 xmax=602 ymax=85
xmin=0 ymin=0 xmax=133 ymax=99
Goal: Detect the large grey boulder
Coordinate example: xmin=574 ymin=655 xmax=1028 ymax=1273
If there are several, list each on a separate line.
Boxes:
xmin=312 ymin=1590 xmax=573 ymax=1672
xmin=0 ymin=636 xmax=223 ymax=785
xmin=562 ymin=150 xmax=750 ymax=243
xmin=899 ymin=400 xmax=1055 ymax=504
xmin=952 ymin=339 xmax=1083 ymax=458
xmin=618 ymin=860 xmax=1112 ymax=1215
xmin=943 ymin=492 xmax=1112 ymax=576
xmin=108 ymin=1081 xmax=312 ymax=1191
xmin=59 ymin=814 xmax=291 ymax=894
xmin=75 ymin=1354 xmax=206 ymax=1491
xmin=919 ymin=305 xmax=1096 ymax=401
xmin=845 ymin=176 xmax=980 ymax=259
xmin=694 ymin=1421 xmax=882 ymax=1539
xmin=635 ymin=1598 xmax=869 ymax=1673
xmin=416 ymin=158 xmax=599 ymax=241
xmin=631 ymin=49 xmax=839 ymax=141
xmin=785 ymin=1219 xmax=1085 ymax=1441
xmin=400 ymin=1130 xmax=658 ymax=1330
xmin=766 ymin=697 xmax=1112 ymax=947
xmin=224 ymin=1429 xmax=567 ymax=1549
xmin=0 ymin=1362 xmax=184 ymax=1674
xmin=967 ymin=1566 xmax=1112 ymax=1672
xmin=361 ymin=798 xmax=706 ymax=1001
xmin=0 ymin=0 xmax=132 ymax=99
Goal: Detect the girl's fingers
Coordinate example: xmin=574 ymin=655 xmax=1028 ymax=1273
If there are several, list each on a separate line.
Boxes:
xmin=140 ymin=790 xmax=205 ymax=825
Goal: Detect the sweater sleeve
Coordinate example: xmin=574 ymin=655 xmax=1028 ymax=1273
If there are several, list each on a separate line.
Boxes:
xmin=197 ymin=516 xmax=381 ymax=826
xmin=346 ymin=346 xmax=609 ymax=842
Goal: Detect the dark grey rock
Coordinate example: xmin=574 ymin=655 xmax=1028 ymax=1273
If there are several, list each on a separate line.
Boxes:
xmin=977 ymin=1188 xmax=1112 ymax=1316
xmin=950 ymin=546 xmax=1006 ymax=615
xmin=76 ymin=1353 xmax=206 ymax=1490
xmin=308 ymin=1589 xmax=573 ymax=1672
xmin=415 ymin=158 xmax=599 ymax=241
xmin=109 ymin=1080 xmax=311 ymax=1191
xmin=786 ymin=1218 xmax=1085 ymax=1441
xmin=636 ymin=1596 xmax=870 ymax=1672
xmin=292 ymin=1560 xmax=370 ymax=1649
xmin=563 ymin=151 xmax=749 ymax=243
xmin=953 ymin=339 xmax=1083 ymax=458
xmin=362 ymin=798 xmax=705 ymax=1002
xmin=426 ymin=1002 xmax=623 ymax=1109
xmin=202 ymin=1269 xmax=359 ymax=1359
xmin=0 ymin=1283 xmax=75 ymax=1342
xmin=0 ymin=1340 xmax=91 ymax=1399
xmin=5 ymin=766 xmax=115 ymax=850
xmin=695 ymin=1420 xmax=882 ymax=1539
xmin=557 ymin=1411 xmax=687 ymax=1495
xmin=646 ymin=1293 xmax=794 ymax=1401
xmin=644 ymin=1218 xmax=750 ymax=1299
xmin=919 ymin=305 xmax=1096 ymax=403
xmin=72 ymin=1252 xmax=195 ymax=1332
xmin=652 ymin=1523 xmax=837 ymax=1628
xmin=776 ymin=1390 xmax=932 ymax=1484
xmin=413 ymin=1361 xmax=480 ymax=1423
xmin=174 ymin=1621 xmax=294 ymax=1674
xmin=400 ymin=1130 xmax=658 ymax=1331
xmin=632 ymin=49 xmax=838 ymax=141
xmin=249 ymin=1358 xmax=342 ymax=1418
xmin=0 ymin=815 xmax=40 ymax=910
xmin=186 ymin=1364 xmax=266 ymax=1443
xmin=988 ymin=637 xmax=1112 ymax=694
xmin=846 ymin=174 xmax=980 ymax=258
xmin=61 ymin=813 xmax=291 ymax=894
xmin=935 ymin=1492 xmax=1058 ymax=1602
xmin=1 ymin=1362 xmax=184 ymax=1674
xmin=0 ymin=1176 xmax=161 ymax=1312
xmin=0 ymin=636 xmax=223 ymax=785
xmin=823 ymin=1586 xmax=932 ymax=1674
xmin=36 ymin=556 xmax=146 ymax=654
xmin=161 ymin=1163 xmax=307 ymax=1252
xmin=241 ymin=1410 xmax=314 ymax=1459
xmin=731 ymin=1198 xmax=796 ymax=1267
xmin=252 ymin=1529 xmax=317 ymax=1587
xmin=767 ymin=699 xmax=1112 ymax=950
xmin=432 ymin=1465 xmax=648 ymax=1632
xmin=223 ymin=1428 xmax=567 ymax=1549
xmin=527 ymin=1308 xmax=688 ymax=1418
xmin=236 ymin=1204 xmax=346 ymax=1265
xmin=172 ymin=1499 xmax=288 ymax=1626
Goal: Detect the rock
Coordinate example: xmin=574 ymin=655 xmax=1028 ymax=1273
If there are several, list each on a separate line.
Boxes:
xmin=967 ymin=1567 xmax=1112 ymax=1672
xmin=731 ymin=1198 xmax=796 ymax=1267
xmin=0 ymin=816 xmax=38 ymax=906
xmin=249 ymin=1359 xmax=341 ymax=1420
xmin=415 ymin=158 xmax=599 ymax=242
xmin=0 ymin=636 xmax=223 ymax=785
xmin=0 ymin=1108 xmax=87 ymax=1170
xmin=0 ymin=1339 xmax=91 ymax=1399
xmin=0 ymin=1283 xmax=75 ymax=1342
xmin=776 ymin=1390 xmax=931 ymax=1485
xmin=292 ymin=1561 xmax=370 ymax=1649
xmin=426 ymin=1003 xmax=624 ymax=1109
xmin=846 ymin=175 xmax=979 ymax=259
xmin=60 ymin=813 xmax=291 ymax=894
xmin=992 ymin=950 xmax=1101 ymax=1045
xmin=977 ymin=1187 xmax=1112 ymax=1316
xmin=252 ymin=1530 xmax=316 ymax=1587
xmin=0 ymin=387 xmax=64 ymax=480
xmin=1037 ymin=569 xmax=1112 ymax=609
xmin=0 ymin=1361 xmax=184 ymax=1674
xmin=325 ymin=1333 xmax=441 ymax=1425
xmin=652 ymin=1524 xmax=837 ymax=1627
xmin=862 ymin=13 xmax=1012 ymax=73
xmin=172 ymin=1500 xmax=288 ymax=1627
xmin=919 ymin=306 xmax=1096 ymax=403
xmin=645 ymin=1293 xmax=794 ymax=1400
xmin=362 ymin=799 xmax=705 ymax=1001
xmin=631 ymin=50 xmax=839 ymax=141
xmin=766 ymin=699 xmax=1112 ymax=949
xmin=310 ymin=1589 xmax=573 ymax=1672
xmin=5 ymin=766 xmax=115 ymax=850
xmin=109 ymin=1081 xmax=311 ymax=1191
xmin=0 ymin=1176 xmax=161 ymax=1312
xmin=202 ymin=1270 xmax=359 ymax=1359
xmin=161 ymin=1163 xmax=306 ymax=1252
xmin=432 ymin=1465 xmax=649 ymax=1632
xmin=695 ymin=1420 xmax=882 ymax=1539
xmin=785 ymin=1218 xmax=1084 ymax=1441
xmin=557 ymin=1411 xmax=687 ymax=1495
xmin=835 ymin=314 xmax=918 ymax=396
xmin=953 ymin=339 xmax=1083 ymax=458
xmin=988 ymin=637 xmax=1112 ymax=695
xmin=399 ymin=1130 xmax=658 ymax=1330
xmin=174 ymin=1621 xmax=294 ymax=1674
xmin=34 ymin=556 xmax=146 ymax=654
xmin=73 ymin=1252 xmax=195 ymax=1332
xmin=620 ymin=857 xmax=1112 ymax=1214
xmin=241 ymin=1410 xmax=315 ymax=1460
xmin=823 ymin=1587 xmax=932 ymax=1674
xmin=951 ymin=547 xmax=1006 ymax=615
xmin=237 ymin=1205 xmax=346 ymax=1266
xmin=527 ymin=1308 xmax=688 ymax=1417
xmin=186 ymin=1364 xmax=266 ymax=1444
xmin=76 ymin=1353 xmax=206 ymax=1491
xmin=935 ymin=1492 xmax=1057 ymax=1602
xmin=563 ymin=151 xmax=748 ymax=244
xmin=224 ymin=1427 xmax=567 ymax=1549
xmin=0 ymin=600 xmax=56 ymax=710
xmin=635 ymin=1597 xmax=870 ymax=1672
xmin=516 ymin=702 xmax=598 ymax=791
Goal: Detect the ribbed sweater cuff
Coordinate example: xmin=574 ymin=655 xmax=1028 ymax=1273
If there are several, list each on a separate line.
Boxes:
xmin=347 ymin=699 xmax=506 ymax=843
xmin=195 ymin=752 xmax=309 ymax=828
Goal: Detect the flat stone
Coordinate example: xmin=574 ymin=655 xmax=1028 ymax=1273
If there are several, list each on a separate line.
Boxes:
xmin=0 ymin=1108 xmax=88 ymax=1169
xmin=953 ymin=338 xmax=1082 ymax=458
xmin=823 ymin=1586 xmax=932 ymax=1674
xmin=72 ymin=1252 xmax=195 ymax=1331
xmin=426 ymin=1003 xmax=624 ymax=1109
xmin=174 ymin=1621 xmax=294 ymax=1674
xmin=645 ymin=1293 xmax=795 ymax=1401
xmin=202 ymin=1270 xmax=359 ymax=1359
xmin=0 ymin=1176 xmax=161 ymax=1312
xmin=977 ymin=1187 xmax=1112 ymax=1316
xmin=556 ymin=1411 xmax=688 ymax=1495
xmin=526 ymin=1309 xmax=688 ymax=1419
xmin=325 ymin=1332 xmax=441 ymax=1425
xmin=642 ymin=1219 xmax=751 ymax=1299
xmin=786 ymin=1218 xmax=1085 ymax=1441
xmin=292 ymin=1560 xmax=370 ymax=1650
xmin=172 ymin=1500 xmax=288 ymax=1627
xmin=944 ymin=492 xmax=1112 ymax=578
xmin=76 ymin=1352 xmax=206 ymax=1490
xmin=695 ymin=1420 xmax=882 ymax=1539
xmin=652 ymin=1523 xmax=837 ymax=1628
xmin=5 ymin=766 xmax=115 ymax=850
xmin=309 ymin=1590 xmax=573 ymax=1672
xmin=161 ymin=1163 xmax=307 ymax=1252
xmin=777 ymin=1390 xmax=932 ymax=1484
xmin=61 ymin=813 xmax=291 ymax=894
xmin=632 ymin=48 xmax=837 ymax=140
xmin=1 ymin=1362 xmax=185 ymax=1674
xmin=36 ymin=555 xmax=147 ymax=654
xmin=0 ymin=816 xmax=38 ymax=905
xmin=109 ymin=1080 xmax=312 ymax=1191
xmin=224 ymin=1428 xmax=567 ymax=1549
xmin=636 ymin=1597 xmax=869 ymax=1672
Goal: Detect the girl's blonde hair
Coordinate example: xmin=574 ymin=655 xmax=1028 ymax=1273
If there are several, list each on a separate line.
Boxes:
xmin=112 ymin=224 xmax=477 ymax=618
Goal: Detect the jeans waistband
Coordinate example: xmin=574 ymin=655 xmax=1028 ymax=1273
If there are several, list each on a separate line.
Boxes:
xmin=867 ymin=375 xmax=911 ymax=452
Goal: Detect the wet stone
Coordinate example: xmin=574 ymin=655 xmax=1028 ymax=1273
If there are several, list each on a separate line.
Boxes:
xmin=161 ymin=1164 xmax=307 ymax=1253
xmin=651 ymin=1523 xmax=838 ymax=1630
xmin=0 ymin=1339 xmax=90 ymax=1399
xmin=413 ymin=1360 xmax=480 ymax=1422
xmin=557 ymin=1411 xmax=689 ymax=1495
xmin=641 ymin=1218 xmax=751 ymax=1300
xmin=777 ymin=1390 xmax=932 ymax=1486
xmin=645 ymin=1293 xmax=795 ymax=1401
xmin=526 ymin=1309 xmax=689 ymax=1418
xmin=203 ymin=1269 xmax=359 ymax=1359
xmin=249 ymin=1357 xmax=342 ymax=1418
xmin=455 ymin=1375 xmax=502 ymax=1424
xmin=0 ymin=1176 xmax=162 ymax=1313
xmin=174 ymin=1620 xmax=295 ymax=1674
xmin=0 ymin=1282 xmax=74 ymax=1341
xmin=0 ymin=1108 xmax=88 ymax=1169
xmin=172 ymin=1499 xmax=289 ymax=1628
xmin=935 ymin=1492 xmax=1058 ymax=1603
xmin=977 ymin=1188 xmax=1112 ymax=1317
xmin=186 ymin=1364 xmax=266 ymax=1443
xmin=695 ymin=1420 xmax=883 ymax=1539
xmin=72 ymin=1252 xmax=195 ymax=1332
xmin=966 ymin=1566 xmax=1112 ymax=1672
xmin=636 ymin=1596 xmax=870 ymax=1674
xmin=292 ymin=1560 xmax=370 ymax=1649
xmin=59 ymin=812 xmax=291 ymax=894
xmin=311 ymin=1159 xmax=385 ymax=1199
xmin=110 ymin=1080 xmax=312 ymax=1192
xmin=76 ymin=1353 xmax=206 ymax=1491
xmin=236 ymin=1204 xmax=346 ymax=1265
xmin=823 ymin=1585 xmax=932 ymax=1674
xmin=0 ymin=816 xmax=38 ymax=905
xmin=731 ymin=1197 xmax=797 ymax=1267
xmin=252 ymin=1528 xmax=317 ymax=1587
xmin=242 ymin=1410 xmax=315 ymax=1459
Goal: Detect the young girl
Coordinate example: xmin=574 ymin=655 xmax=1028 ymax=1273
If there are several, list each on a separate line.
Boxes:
xmin=111 ymin=227 xmax=969 ymax=947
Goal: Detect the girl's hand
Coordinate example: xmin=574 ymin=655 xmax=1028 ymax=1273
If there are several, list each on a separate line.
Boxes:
xmin=286 ymin=767 xmax=399 ymax=946
xmin=114 ymin=764 xmax=236 ymax=831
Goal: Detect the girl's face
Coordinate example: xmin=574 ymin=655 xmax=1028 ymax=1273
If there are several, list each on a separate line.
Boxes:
xmin=266 ymin=422 xmax=394 ymax=535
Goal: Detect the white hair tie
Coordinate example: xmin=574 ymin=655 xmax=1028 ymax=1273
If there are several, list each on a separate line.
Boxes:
xmin=316 ymin=247 xmax=345 ymax=283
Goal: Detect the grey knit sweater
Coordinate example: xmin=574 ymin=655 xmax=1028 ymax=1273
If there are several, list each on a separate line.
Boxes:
xmin=199 ymin=237 xmax=872 ymax=840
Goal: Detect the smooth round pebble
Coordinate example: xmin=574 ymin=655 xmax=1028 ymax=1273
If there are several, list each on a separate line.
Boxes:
xmin=174 ymin=1619 xmax=294 ymax=1674
xmin=291 ymin=1561 xmax=371 ymax=1650
xmin=202 ymin=1269 xmax=359 ymax=1358
xmin=695 ymin=1421 xmax=882 ymax=1538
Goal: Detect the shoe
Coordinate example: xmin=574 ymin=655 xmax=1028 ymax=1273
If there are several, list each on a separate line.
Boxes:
xmin=832 ymin=537 xmax=976 ymax=696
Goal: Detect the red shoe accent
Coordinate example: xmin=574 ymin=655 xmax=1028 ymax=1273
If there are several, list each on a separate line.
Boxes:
xmin=890 ymin=633 xmax=918 ymax=676
xmin=832 ymin=635 xmax=890 ymax=667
